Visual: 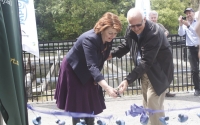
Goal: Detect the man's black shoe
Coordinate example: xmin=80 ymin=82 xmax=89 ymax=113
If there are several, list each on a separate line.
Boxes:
xmin=166 ymin=92 xmax=176 ymax=97
xmin=194 ymin=90 xmax=200 ymax=96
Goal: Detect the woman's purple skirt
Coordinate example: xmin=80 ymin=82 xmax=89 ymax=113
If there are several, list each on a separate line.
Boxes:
xmin=54 ymin=57 xmax=106 ymax=115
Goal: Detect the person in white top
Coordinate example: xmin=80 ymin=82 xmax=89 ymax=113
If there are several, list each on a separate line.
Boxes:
xmin=196 ymin=6 xmax=200 ymax=58
xmin=178 ymin=8 xmax=200 ymax=96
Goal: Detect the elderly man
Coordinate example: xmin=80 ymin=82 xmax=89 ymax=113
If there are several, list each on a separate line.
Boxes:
xmin=149 ymin=10 xmax=169 ymax=36
xmin=178 ymin=8 xmax=200 ymax=96
xmin=149 ymin=10 xmax=176 ymax=98
xmin=110 ymin=8 xmax=174 ymax=125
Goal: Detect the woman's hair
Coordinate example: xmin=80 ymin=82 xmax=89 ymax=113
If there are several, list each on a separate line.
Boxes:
xmin=94 ymin=12 xmax=122 ymax=34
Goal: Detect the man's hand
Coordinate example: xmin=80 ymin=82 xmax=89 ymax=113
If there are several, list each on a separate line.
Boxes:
xmin=164 ymin=32 xmax=168 ymax=37
xmin=178 ymin=16 xmax=183 ymax=26
xmin=178 ymin=15 xmax=190 ymax=27
xmin=118 ymin=80 xmax=128 ymax=94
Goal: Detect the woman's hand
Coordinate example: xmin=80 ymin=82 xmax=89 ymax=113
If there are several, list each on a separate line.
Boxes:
xmin=107 ymin=54 xmax=112 ymax=60
xmin=104 ymin=86 xmax=118 ymax=98
xmin=98 ymin=80 xmax=117 ymax=98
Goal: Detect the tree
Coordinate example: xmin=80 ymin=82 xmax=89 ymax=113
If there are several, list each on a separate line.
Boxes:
xmin=35 ymin=0 xmax=128 ymax=41
xmin=34 ymin=0 xmax=199 ymax=40
xmin=151 ymin=0 xmax=189 ymax=34
xmin=189 ymin=0 xmax=200 ymax=11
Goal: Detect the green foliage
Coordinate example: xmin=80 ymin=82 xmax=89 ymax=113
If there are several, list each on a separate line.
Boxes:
xmin=34 ymin=0 xmax=194 ymax=40
xmin=35 ymin=0 xmax=112 ymax=41
xmin=35 ymin=0 xmax=133 ymax=41
xmin=118 ymin=14 xmax=128 ymax=37
xmin=112 ymin=0 xmax=135 ymax=37
xmin=151 ymin=0 xmax=189 ymax=34
xmin=189 ymin=0 xmax=200 ymax=11
xmin=115 ymin=0 xmax=135 ymax=17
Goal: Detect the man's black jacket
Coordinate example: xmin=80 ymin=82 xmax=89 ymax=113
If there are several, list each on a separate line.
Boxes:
xmin=112 ymin=20 xmax=174 ymax=96
xmin=66 ymin=29 xmax=112 ymax=84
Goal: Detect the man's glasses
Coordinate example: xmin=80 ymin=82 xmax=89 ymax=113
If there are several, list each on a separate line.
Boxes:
xmin=129 ymin=20 xmax=143 ymax=28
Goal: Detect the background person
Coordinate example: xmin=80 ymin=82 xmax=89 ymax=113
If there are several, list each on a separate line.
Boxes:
xmin=196 ymin=5 xmax=200 ymax=33
xmin=178 ymin=8 xmax=200 ymax=96
xmin=149 ymin=10 xmax=175 ymax=98
xmin=196 ymin=6 xmax=200 ymax=58
xmin=149 ymin=10 xmax=169 ymax=36
xmin=54 ymin=12 xmax=122 ymax=125
xmin=109 ymin=8 xmax=174 ymax=125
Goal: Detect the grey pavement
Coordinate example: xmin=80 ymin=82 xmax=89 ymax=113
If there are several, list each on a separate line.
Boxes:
xmin=3 ymin=91 xmax=200 ymax=125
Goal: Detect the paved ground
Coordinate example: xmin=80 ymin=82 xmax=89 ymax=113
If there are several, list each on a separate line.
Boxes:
xmin=3 ymin=91 xmax=200 ymax=125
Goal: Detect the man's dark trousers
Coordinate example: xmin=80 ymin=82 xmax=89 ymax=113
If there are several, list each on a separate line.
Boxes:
xmin=188 ymin=46 xmax=200 ymax=90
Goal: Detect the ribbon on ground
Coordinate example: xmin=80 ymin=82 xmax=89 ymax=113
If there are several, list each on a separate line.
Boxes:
xmin=126 ymin=103 xmax=200 ymax=116
xmin=125 ymin=104 xmax=200 ymax=124
xmin=27 ymin=104 xmax=113 ymax=120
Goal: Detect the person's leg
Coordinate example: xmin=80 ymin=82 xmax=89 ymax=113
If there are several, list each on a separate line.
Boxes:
xmin=165 ymin=90 xmax=176 ymax=97
xmin=141 ymin=73 xmax=165 ymax=125
xmin=147 ymin=82 xmax=165 ymax=125
xmin=141 ymin=74 xmax=148 ymax=109
xmin=72 ymin=117 xmax=82 ymax=125
xmin=141 ymin=74 xmax=152 ymax=125
xmin=85 ymin=117 xmax=95 ymax=125
xmin=188 ymin=47 xmax=200 ymax=95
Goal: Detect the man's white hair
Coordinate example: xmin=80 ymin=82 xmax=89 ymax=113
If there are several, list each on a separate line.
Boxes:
xmin=149 ymin=10 xmax=158 ymax=17
xmin=127 ymin=8 xmax=145 ymax=23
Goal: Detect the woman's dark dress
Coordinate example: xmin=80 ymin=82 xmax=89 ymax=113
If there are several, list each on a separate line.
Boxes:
xmin=54 ymin=29 xmax=111 ymax=115
xmin=54 ymin=52 xmax=109 ymax=115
